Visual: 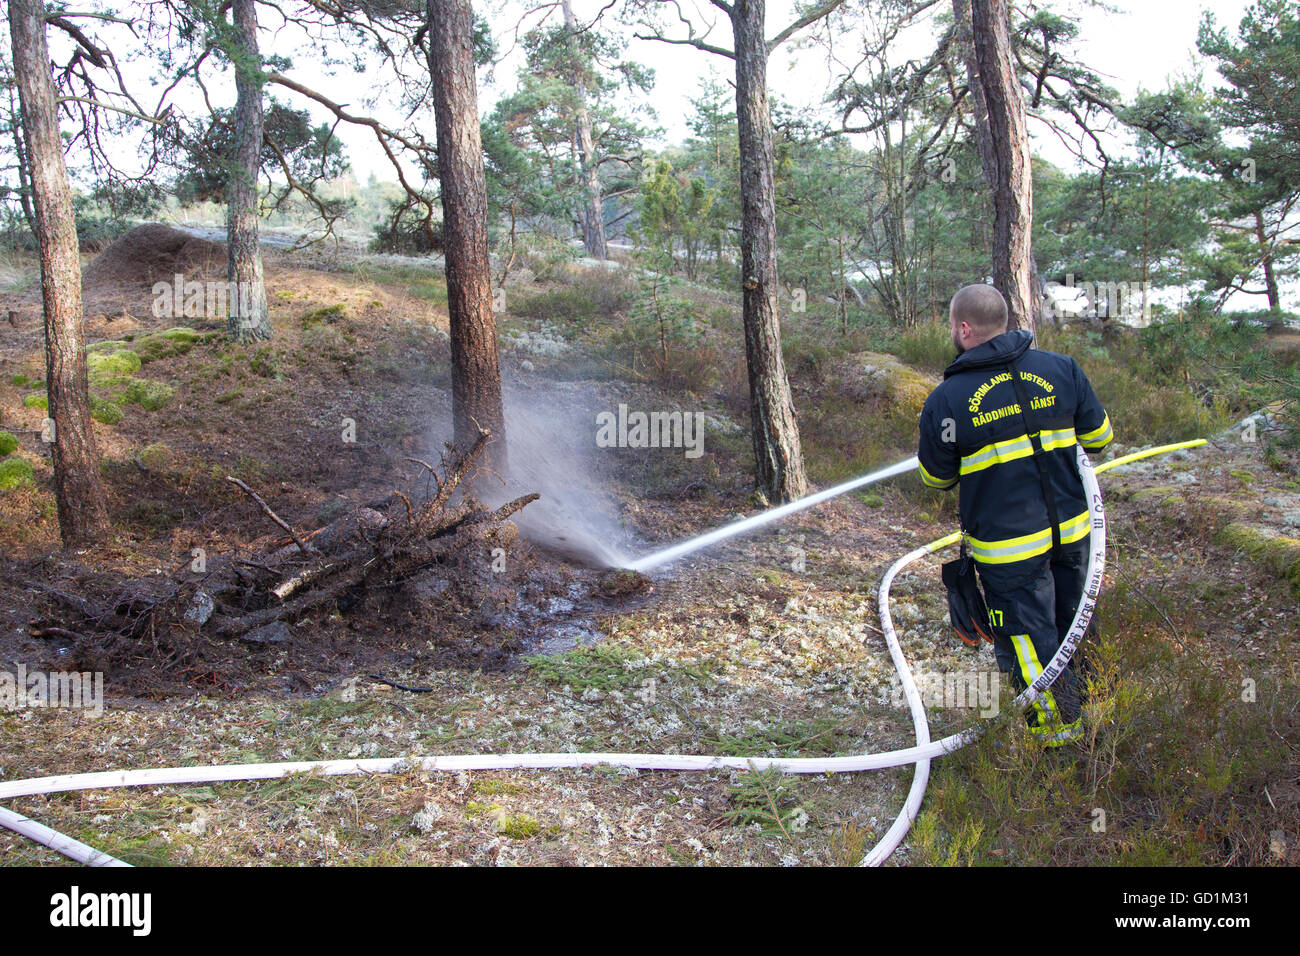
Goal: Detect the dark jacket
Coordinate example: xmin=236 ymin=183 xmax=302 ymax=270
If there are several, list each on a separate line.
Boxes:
xmin=917 ymin=329 xmax=1112 ymax=565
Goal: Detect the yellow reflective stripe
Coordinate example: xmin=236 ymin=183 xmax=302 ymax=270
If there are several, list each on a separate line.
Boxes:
xmin=966 ymin=509 xmax=1092 ymax=564
xmin=1010 ymin=634 xmax=1059 ymax=726
xmin=1059 ymin=509 xmax=1092 ymax=545
xmin=1033 ymin=718 xmax=1083 ymax=746
xmin=1039 ymin=427 xmax=1077 ymax=452
xmin=960 ymin=429 xmax=1076 ymax=477
xmin=959 ymin=434 xmax=1033 ymax=476
xmin=919 ymin=461 xmax=957 ymax=489
xmin=1079 ymin=414 xmax=1112 ymax=448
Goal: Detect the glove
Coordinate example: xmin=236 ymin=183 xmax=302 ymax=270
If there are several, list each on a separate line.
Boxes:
xmin=941 ymin=552 xmax=993 ymax=647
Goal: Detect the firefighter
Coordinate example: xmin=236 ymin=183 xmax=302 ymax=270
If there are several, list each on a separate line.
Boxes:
xmin=917 ymin=284 xmax=1113 ymax=746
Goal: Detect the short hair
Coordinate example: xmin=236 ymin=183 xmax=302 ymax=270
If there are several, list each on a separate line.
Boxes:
xmin=950 ymin=284 xmax=1009 ymax=334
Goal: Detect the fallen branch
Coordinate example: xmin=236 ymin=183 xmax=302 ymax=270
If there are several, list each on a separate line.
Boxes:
xmin=226 ymin=476 xmax=310 ymax=555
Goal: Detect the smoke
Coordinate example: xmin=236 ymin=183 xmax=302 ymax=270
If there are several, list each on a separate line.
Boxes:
xmin=478 ymin=383 xmax=637 ymax=569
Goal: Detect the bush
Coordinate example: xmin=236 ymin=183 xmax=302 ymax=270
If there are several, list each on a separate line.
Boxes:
xmin=0 ymin=431 xmax=17 ymax=456
xmin=890 ymin=322 xmax=954 ymax=373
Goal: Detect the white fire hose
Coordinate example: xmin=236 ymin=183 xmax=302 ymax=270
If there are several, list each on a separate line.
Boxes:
xmin=0 ymin=440 xmax=1203 ymax=867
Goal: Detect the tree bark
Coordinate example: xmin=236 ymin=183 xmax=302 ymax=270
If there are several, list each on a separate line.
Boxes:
xmin=731 ymin=0 xmax=807 ymax=503
xmin=226 ymin=0 xmax=272 ymax=342
xmin=965 ymin=0 xmax=1040 ymax=333
xmin=427 ymin=0 xmax=507 ymax=470
xmin=9 ymin=0 xmax=111 ymax=545
xmin=561 ymin=0 xmax=608 ymax=260
xmin=1254 ymin=208 xmax=1281 ymax=313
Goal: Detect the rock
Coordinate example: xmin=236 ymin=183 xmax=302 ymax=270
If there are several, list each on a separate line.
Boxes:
xmin=240 ymin=621 xmax=292 ymax=645
xmin=184 ymin=589 xmax=215 ymax=627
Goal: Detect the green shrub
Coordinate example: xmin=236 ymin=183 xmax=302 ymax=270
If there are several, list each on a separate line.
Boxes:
xmin=0 ymin=431 xmax=17 ymax=456
xmin=22 ymin=393 xmax=47 ymax=410
xmin=890 ymin=322 xmax=954 ymax=372
xmin=0 ymin=457 xmax=35 ymax=491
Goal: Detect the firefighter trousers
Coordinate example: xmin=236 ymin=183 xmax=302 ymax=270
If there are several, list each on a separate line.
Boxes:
xmin=975 ymin=537 xmax=1096 ymax=746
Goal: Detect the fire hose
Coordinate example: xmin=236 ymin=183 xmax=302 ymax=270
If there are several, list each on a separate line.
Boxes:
xmin=0 ymin=439 xmax=1204 ymax=867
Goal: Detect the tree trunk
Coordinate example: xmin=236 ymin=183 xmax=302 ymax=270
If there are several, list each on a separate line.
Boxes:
xmin=1254 ymin=208 xmax=1281 ymax=313
xmin=731 ymin=0 xmax=807 ymax=503
xmin=9 ymin=0 xmax=110 ymax=545
xmin=561 ymin=0 xmax=608 ymax=260
xmin=427 ymin=0 xmax=508 ymax=471
xmin=965 ymin=0 xmax=1039 ymax=333
xmin=226 ymin=0 xmax=272 ymax=343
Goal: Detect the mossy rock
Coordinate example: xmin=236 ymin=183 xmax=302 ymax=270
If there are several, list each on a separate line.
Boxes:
xmin=0 ymin=431 xmax=17 ymax=456
xmin=137 ymin=442 xmax=172 ymax=471
xmin=87 ymin=339 xmax=131 ymax=353
xmin=22 ymin=393 xmax=47 ymax=410
xmin=121 ymin=379 xmax=176 ymax=411
xmin=89 ymin=398 xmax=124 ymax=425
xmin=0 ymin=457 xmax=35 ymax=492
xmin=88 ymin=349 xmax=143 ymax=379
xmin=301 ymin=304 xmax=347 ymax=327
xmin=135 ymin=328 xmax=201 ymax=363
xmin=1216 ymin=522 xmax=1300 ymax=596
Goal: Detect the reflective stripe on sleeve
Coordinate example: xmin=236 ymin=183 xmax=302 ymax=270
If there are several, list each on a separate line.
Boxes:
xmin=1079 ymin=414 xmax=1112 ymax=449
xmin=919 ymin=461 xmax=957 ymax=489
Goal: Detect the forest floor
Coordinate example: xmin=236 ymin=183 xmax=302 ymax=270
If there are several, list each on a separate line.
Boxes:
xmin=0 ymin=228 xmax=1295 ymax=866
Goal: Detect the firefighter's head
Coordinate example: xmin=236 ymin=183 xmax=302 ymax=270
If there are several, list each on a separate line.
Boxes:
xmin=949 ymin=284 xmax=1009 ymax=354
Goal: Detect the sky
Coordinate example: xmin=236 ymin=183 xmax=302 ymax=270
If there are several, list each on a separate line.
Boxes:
xmin=326 ymin=0 xmax=1261 ymax=183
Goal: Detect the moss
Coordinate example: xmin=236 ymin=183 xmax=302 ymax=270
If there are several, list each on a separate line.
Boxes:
xmin=89 ymin=398 xmax=124 ymax=425
xmin=121 ymin=379 xmax=176 ymax=411
xmin=471 ymin=779 xmax=524 ymax=797
xmin=88 ymin=349 xmax=142 ymax=378
xmin=10 ymin=374 xmax=29 ymax=387
xmin=0 ymin=431 xmax=17 ymax=456
xmin=215 ymin=389 xmax=242 ymax=405
xmin=0 ymin=457 xmax=35 ymax=492
xmin=496 ymin=812 xmax=541 ymax=840
xmin=22 ymin=393 xmax=47 ymax=410
xmin=1215 ymin=522 xmax=1300 ymax=596
xmin=858 ymin=492 xmax=884 ymax=508
xmin=136 ymin=328 xmax=201 ymax=363
xmin=248 ymin=346 xmax=277 ymax=378
xmin=87 ymin=339 xmax=131 ymax=353
xmin=301 ymin=304 xmax=347 ymax=327
xmin=137 ymin=442 xmax=173 ymax=471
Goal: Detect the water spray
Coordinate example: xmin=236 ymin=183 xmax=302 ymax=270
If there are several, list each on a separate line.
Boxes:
xmin=627 ymin=456 xmax=921 ymax=571
xmin=0 ymin=440 xmax=1203 ymax=867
